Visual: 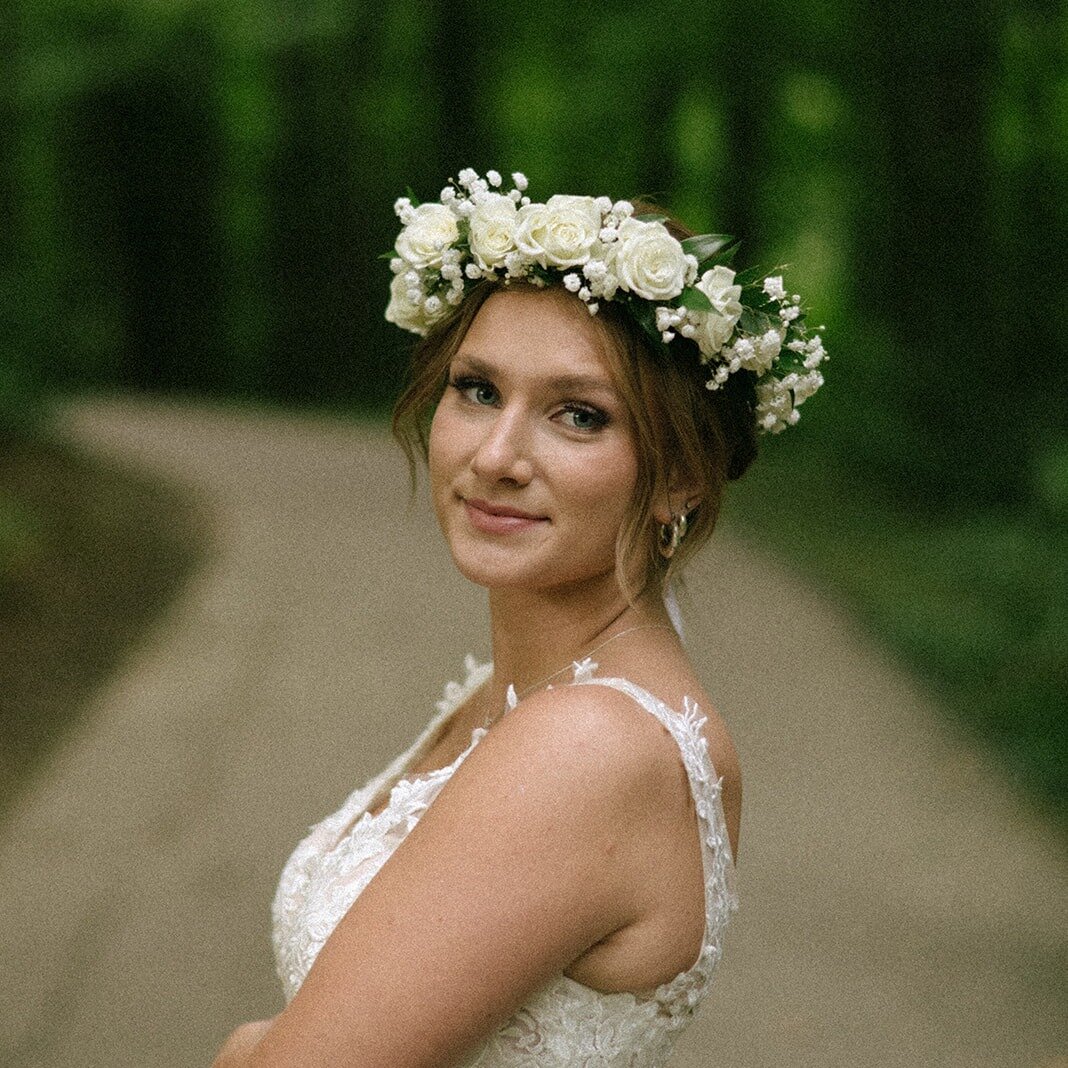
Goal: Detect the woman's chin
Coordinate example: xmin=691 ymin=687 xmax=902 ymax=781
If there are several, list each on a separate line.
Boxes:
xmin=445 ymin=542 xmax=617 ymax=595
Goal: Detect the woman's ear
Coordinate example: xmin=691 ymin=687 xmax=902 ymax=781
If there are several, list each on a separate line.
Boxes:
xmin=652 ymin=479 xmax=703 ymax=526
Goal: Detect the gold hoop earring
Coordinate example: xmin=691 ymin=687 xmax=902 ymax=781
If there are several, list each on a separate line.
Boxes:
xmin=657 ymin=511 xmax=688 ymax=559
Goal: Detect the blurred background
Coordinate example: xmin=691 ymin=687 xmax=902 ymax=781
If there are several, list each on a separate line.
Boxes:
xmin=1 ymin=3 xmax=1067 ymax=1066
xmin=2 ymin=0 xmax=1064 ymax=821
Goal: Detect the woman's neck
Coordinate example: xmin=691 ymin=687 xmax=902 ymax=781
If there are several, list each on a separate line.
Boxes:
xmin=481 ymin=573 xmax=673 ymax=712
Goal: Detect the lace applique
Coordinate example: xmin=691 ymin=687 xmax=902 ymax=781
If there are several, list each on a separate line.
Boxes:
xmin=271 ymin=654 xmax=737 ymax=1067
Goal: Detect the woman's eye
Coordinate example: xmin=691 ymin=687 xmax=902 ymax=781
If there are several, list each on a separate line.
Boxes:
xmin=560 ymin=405 xmax=608 ymax=432
xmin=450 ymin=377 xmax=498 ymax=406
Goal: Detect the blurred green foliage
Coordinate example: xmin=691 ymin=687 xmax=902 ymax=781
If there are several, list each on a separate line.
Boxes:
xmin=1 ymin=0 xmax=1065 ymax=815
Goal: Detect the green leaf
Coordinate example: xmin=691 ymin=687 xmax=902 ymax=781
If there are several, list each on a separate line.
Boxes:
xmin=634 ymin=212 xmax=668 ymax=223
xmin=682 ymin=233 xmax=733 ymax=262
xmin=734 ymin=265 xmax=766 ymax=286
xmin=628 ymin=299 xmax=669 ymax=351
xmin=739 ymin=307 xmax=774 ymax=334
xmin=677 ymin=287 xmax=713 ymax=311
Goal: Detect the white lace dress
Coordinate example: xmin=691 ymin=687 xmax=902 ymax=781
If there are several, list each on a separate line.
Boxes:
xmin=271 ymin=654 xmax=739 ymax=1067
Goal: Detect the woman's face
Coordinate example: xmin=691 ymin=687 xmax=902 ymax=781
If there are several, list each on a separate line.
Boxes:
xmin=428 ymin=286 xmax=640 ymax=593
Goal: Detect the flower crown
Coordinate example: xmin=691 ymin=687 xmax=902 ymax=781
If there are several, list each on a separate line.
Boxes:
xmin=385 ymin=168 xmax=826 ymax=433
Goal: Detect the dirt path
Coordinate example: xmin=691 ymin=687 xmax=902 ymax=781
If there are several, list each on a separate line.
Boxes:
xmin=2 ymin=396 xmax=1064 ymax=1068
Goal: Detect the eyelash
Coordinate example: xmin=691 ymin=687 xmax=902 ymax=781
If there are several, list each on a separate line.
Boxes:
xmin=447 ymin=375 xmax=610 ymax=432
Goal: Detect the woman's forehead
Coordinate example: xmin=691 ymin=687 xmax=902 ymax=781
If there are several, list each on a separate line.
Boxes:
xmin=457 ymin=287 xmax=617 ymax=388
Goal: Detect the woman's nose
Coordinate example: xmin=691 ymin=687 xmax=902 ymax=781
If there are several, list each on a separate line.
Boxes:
xmin=470 ymin=407 xmax=534 ymax=485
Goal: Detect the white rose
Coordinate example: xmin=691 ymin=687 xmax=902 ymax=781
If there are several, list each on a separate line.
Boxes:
xmin=515 ymin=195 xmax=601 ymax=268
xmin=468 ymin=193 xmax=519 ymax=269
xmin=696 ymin=266 xmax=743 ymax=318
xmin=692 ymin=310 xmax=736 ymax=356
xmin=691 ymin=266 xmax=744 ymax=356
xmin=395 ymin=203 xmax=459 ymax=270
xmin=385 ymin=273 xmax=430 ymax=335
xmin=610 ymin=217 xmax=688 ymax=301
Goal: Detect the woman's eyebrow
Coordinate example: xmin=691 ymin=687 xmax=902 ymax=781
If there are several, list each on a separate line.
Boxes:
xmin=452 ymin=354 xmax=617 ymax=397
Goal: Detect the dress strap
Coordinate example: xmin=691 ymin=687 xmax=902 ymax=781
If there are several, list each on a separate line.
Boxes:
xmin=566 ymin=658 xmax=739 ymax=996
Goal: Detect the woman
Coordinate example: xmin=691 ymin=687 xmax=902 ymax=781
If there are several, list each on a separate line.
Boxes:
xmin=213 ymin=170 xmax=825 ymax=1067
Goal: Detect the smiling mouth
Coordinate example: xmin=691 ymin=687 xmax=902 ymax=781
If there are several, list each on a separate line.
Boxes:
xmin=462 ymin=498 xmax=548 ymax=533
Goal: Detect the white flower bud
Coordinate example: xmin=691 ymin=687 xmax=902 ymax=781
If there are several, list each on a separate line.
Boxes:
xmin=389 ymin=257 xmax=404 ymax=273
xmin=587 ymin=302 xmax=599 ymax=315
xmin=486 ymin=169 xmax=502 ymax=187
xmin=457 ymin=168 xmax=478 ymax=188
xmin=511 ymin=172 xmax=528 ymax=191
xmin=465 ymin=262 xmax=483 ymax=280
xmin=424 ymin=295 xmax=442 ymax=315
xmin=594 ymin=196 xmax=612 ymax=214
xmin=612 ymin=200 xmax=634 ymax=217
xmin=563 ymin=273 xmax=582 ymax=292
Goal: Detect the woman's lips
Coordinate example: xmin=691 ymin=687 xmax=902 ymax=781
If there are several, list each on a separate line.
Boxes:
xmin=463 ymin=499 xmax=548 ymax=534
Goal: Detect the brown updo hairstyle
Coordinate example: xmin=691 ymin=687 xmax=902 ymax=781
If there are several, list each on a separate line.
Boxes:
xmin=391 ymin=200 xmax=758 ymax=605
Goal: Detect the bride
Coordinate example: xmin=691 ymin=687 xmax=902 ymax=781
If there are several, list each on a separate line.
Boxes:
xmin=212 ymin=170 xmax=825 ymax=1067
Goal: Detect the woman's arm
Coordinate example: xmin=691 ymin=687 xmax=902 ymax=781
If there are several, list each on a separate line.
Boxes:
xmin=240 ymin=684 xmax=666 ymax=1068
xmin=211 ymin=1019 xmax=274 ymax=1067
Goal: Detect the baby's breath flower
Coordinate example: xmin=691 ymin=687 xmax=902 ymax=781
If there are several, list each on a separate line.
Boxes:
xmin=763 ymin=275 xmax=786 ymax=301
xmin=511 ymin=172 xmax=528 ymax=191
xmin=583 ymin=260 xmax=609 ymax=283
xmin=486 ymin=169 xmax=502 ymax=187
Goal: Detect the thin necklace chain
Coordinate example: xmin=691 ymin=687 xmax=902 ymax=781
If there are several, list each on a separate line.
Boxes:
xmin=481 ymin=623 xmax=676 ymax=729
